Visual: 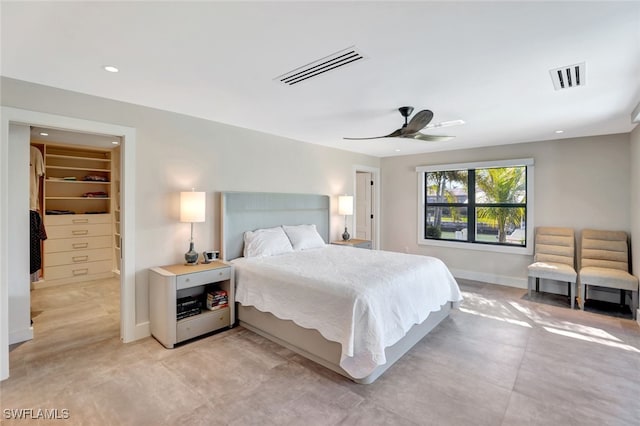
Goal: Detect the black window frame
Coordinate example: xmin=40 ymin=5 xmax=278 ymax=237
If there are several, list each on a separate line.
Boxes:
xmin=423 ymin=165 xmax=528 ymax=247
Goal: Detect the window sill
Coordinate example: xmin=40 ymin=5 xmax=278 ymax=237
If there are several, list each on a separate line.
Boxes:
xmin=418 ymin=238 xmax=533 ymax=255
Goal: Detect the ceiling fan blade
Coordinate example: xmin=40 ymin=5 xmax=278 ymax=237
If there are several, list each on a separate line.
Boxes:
xmin=343 ymin=128 xmax=402 ymax=140
xmin=404 ymin=110 xmax=434 ymax=133
xmin=409 ymin=132 xmax=455 ymax=142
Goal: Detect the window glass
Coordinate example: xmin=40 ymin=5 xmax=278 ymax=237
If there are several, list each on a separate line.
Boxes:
xmin=423 ymin=164 xmax=528 ymax=248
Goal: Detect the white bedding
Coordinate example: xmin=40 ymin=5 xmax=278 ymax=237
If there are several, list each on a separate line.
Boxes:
xmin=232 ymin=245 xmax=462 ymax=379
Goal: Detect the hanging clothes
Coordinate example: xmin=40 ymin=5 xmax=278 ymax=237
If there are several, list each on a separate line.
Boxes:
xmin=30 ymin=210 xmax=47 ymax=275
xmin=30 ymin=146 xmax=44 ymax=211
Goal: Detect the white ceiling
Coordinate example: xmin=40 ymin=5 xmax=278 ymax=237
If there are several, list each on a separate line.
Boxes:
xmin=2 ymin=1 xmax=639 ymax=157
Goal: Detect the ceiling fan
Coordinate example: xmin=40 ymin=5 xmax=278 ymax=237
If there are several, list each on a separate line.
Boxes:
xmin=344 ymin=106 xmax=458 ymax=142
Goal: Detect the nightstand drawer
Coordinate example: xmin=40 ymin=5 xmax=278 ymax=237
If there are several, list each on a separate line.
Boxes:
xmin=176 ymin=308 xmax=230 ymax=342
xmin=176 ymin=267 xmax=231 ymax=290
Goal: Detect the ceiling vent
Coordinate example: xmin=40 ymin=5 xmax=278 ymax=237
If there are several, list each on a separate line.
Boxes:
xmin=275 ymin=46 xmax=366 ymax=86
xmin=549 ymin=62 xmax=586 ymax=90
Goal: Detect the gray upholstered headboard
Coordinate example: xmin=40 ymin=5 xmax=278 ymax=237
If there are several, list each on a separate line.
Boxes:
xmin=221 ymin=192 xmax=330 ymax=260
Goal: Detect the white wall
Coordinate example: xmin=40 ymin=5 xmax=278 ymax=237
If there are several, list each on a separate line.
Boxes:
xmin=1 ymin=77 xmax=380 ymax=330
xmin=7 ymin=124 xmax=32 ymax=344
xmin=630 ymin=124 xmax=640 ymax=322
xmin=381 ymin=134 xmax=631 ymax=295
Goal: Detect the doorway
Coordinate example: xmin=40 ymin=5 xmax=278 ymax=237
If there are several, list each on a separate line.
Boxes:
xmin=1 ymin=107 xmax=137 ymax=381
xmin=353 ymin=165 xmax=380 ymax=249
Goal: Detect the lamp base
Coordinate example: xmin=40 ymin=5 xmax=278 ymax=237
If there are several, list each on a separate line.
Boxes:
xmin=184 ymin=242 xmax=199 ymax=265
xmin=342 ymin=227 xmax=350 ymax=241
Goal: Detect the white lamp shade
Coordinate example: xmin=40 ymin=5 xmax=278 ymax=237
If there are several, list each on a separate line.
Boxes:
xmin=180 ymin=191 xmax=206 ymax=223
xmin=338 ymin=195 xmax=354 ymax=216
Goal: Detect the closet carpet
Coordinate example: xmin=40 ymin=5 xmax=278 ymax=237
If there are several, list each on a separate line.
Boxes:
xmin=2 ymin=277 xmax=639 ymax=425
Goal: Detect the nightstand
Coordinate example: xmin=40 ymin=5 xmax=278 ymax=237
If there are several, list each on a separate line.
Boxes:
xmin=331 ymin=239 xmax=372 ymax=249
xmin=149 ymin=261 xmax=234 ymax=348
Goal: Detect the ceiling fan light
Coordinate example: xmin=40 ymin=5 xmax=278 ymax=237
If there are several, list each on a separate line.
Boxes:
xmin=426 ymin=119 xmax=465 ymax=129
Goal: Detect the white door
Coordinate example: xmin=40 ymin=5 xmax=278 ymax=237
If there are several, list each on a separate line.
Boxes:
xmin=355 ymin=172 xmax=373 ymax=240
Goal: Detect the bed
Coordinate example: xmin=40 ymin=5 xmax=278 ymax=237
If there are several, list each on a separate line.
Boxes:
xmin=221 ymin=191 xmax=462 ymax=384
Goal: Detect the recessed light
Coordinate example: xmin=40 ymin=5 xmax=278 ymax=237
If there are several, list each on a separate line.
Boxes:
xmin=39 ymin=132 xmax=48 ymax=136
xmin=394 ymin=149 xmax=401 ymax=152
xmin=111 ymin=141 xmax=119 ymax=145
xmin=103 ymin=65 xmax=119 ymax=73
xmin=555 ymin=130 xmax=564 ymax=134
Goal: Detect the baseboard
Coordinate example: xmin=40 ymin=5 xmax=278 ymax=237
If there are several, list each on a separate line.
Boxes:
xmin=9 ymin=326 xmax=33 ymax=345
xmin=449 ymin=268 xmax=528 ymax=289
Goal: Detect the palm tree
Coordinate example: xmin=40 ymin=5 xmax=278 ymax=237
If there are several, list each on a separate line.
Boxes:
xmin=427 ymin=171 xmax=467 ymax=234
xmin=475 ymin=167 xmax=525 ymax=243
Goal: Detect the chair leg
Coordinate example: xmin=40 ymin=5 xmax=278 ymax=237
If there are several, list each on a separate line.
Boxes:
xmin=632 ymin=290 xmax=638 ymax=321
xmin=527 ymin=276 xmax=532 ymax=298
xmin=536 ymin=277 xmax=539 ymax=293
xmin=580 ymin=283 xmax=586 ymax=311
xmin=620 ymin=289 xmax=625 ymax=308
xmin=569 ymin=282 xmax=574 ymax=309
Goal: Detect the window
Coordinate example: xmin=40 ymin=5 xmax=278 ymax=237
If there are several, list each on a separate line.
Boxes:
xmin=417 ymin=159 xmax=533 ymax=254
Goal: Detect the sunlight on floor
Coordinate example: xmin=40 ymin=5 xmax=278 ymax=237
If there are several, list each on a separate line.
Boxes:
xmin=459 ymin=307 xmax=532 ymax=328
xmin=509 ymin=301 xmax=623 ymax=342
xmin=460 ymin=289 xmax=640 ymax=353
xmin=543 ymin=327 xmax=640 ymax=353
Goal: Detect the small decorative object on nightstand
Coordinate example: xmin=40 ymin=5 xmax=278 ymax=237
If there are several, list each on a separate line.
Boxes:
xmin=180 ymin=190 xmax=206 ymax=265
xmin=331 ymin=239 xmax=372 ymax=249
xmin=338 ymin=195 xmax=353 ymax=241
xmin=149 ymin=261 xmax=234 ymax=348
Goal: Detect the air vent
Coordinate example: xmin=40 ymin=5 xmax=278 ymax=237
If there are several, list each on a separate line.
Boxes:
xmin=274 ymin=46 xmax=366 ymax=86
xmin=549 ymin=62 xmax=586 ymax=90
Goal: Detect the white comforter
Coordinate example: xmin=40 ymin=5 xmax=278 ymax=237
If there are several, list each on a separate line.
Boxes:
xmin=232 ymin=245 xmax=462 ymax=379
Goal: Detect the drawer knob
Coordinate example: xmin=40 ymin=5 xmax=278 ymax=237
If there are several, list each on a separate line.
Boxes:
xmin=72 ymin=243 xmax=89 ymax=249
xmin=72 ymin=255 xmax=89 ymax=263
xmin=72 ymin=268 xmax=89 ymax=276
xmin=72 ymin=219 xmax=89 ymax=224
xmin=72 ymin=230 xmax=89 ymax=236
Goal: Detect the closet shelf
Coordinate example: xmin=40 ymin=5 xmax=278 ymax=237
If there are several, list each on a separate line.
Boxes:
xmin=46 ymin=154 xmax=111 ymax=162
xmin=46 ymin=197 xmax=111 ymax=200
xmin=46 ymin=165 xmax=110 ymax=173
xmin=46 ymin=180 xmax=110 ymax=185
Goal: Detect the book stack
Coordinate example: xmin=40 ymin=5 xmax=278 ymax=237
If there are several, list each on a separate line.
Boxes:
xmin=176 ymin=296 xmax=201 ymax=320
xmin=206 ymin=290 xmax=228 ymax=311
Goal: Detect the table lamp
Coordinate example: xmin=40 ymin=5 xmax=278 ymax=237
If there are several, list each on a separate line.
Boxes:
xmin=180 ymin=190 xmax=206 ymax=265
xmin=338 ymin=195 xmax=353 ymax=241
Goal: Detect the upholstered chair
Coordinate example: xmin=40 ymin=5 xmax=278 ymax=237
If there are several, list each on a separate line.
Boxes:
xmin=528 ymin=227 xmax=577 ymax=308
xmin=579 ymin=229 xmax=638 ymax=320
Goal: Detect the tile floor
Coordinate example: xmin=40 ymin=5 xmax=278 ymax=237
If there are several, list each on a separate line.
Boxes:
xmin=1 ymin=277 xmax=639 ymax=425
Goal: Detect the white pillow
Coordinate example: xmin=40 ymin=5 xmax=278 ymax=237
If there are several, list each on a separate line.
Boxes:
xmin=243 ymin=227 xmax=293 ymax=258
xmin=282 ymin=224 xmax=326 ymax=251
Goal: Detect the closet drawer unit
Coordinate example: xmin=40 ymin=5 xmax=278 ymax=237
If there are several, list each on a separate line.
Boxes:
xmin=45 ymin=247 xmax=112 ymax=267
xmin=46 ymin=223 xmax=111 ymax=239
xmin=44 ymin=235 xmax=112 ymax=254
xmin=45 ymin=214 xmax=112 ymax=226
xmin=45 ymin=260 xmax=112 ymax=281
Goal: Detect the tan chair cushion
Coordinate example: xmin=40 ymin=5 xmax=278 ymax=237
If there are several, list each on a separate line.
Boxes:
xmin=528 ymin=262 xmax=577 ymax=282
xmin=533 ymin=227 xmax=574 ymax=267
xmin=581 ymin=229 xmax=629 ymax=271
xmin=579 ymin=266 xmax=638 ymax=291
